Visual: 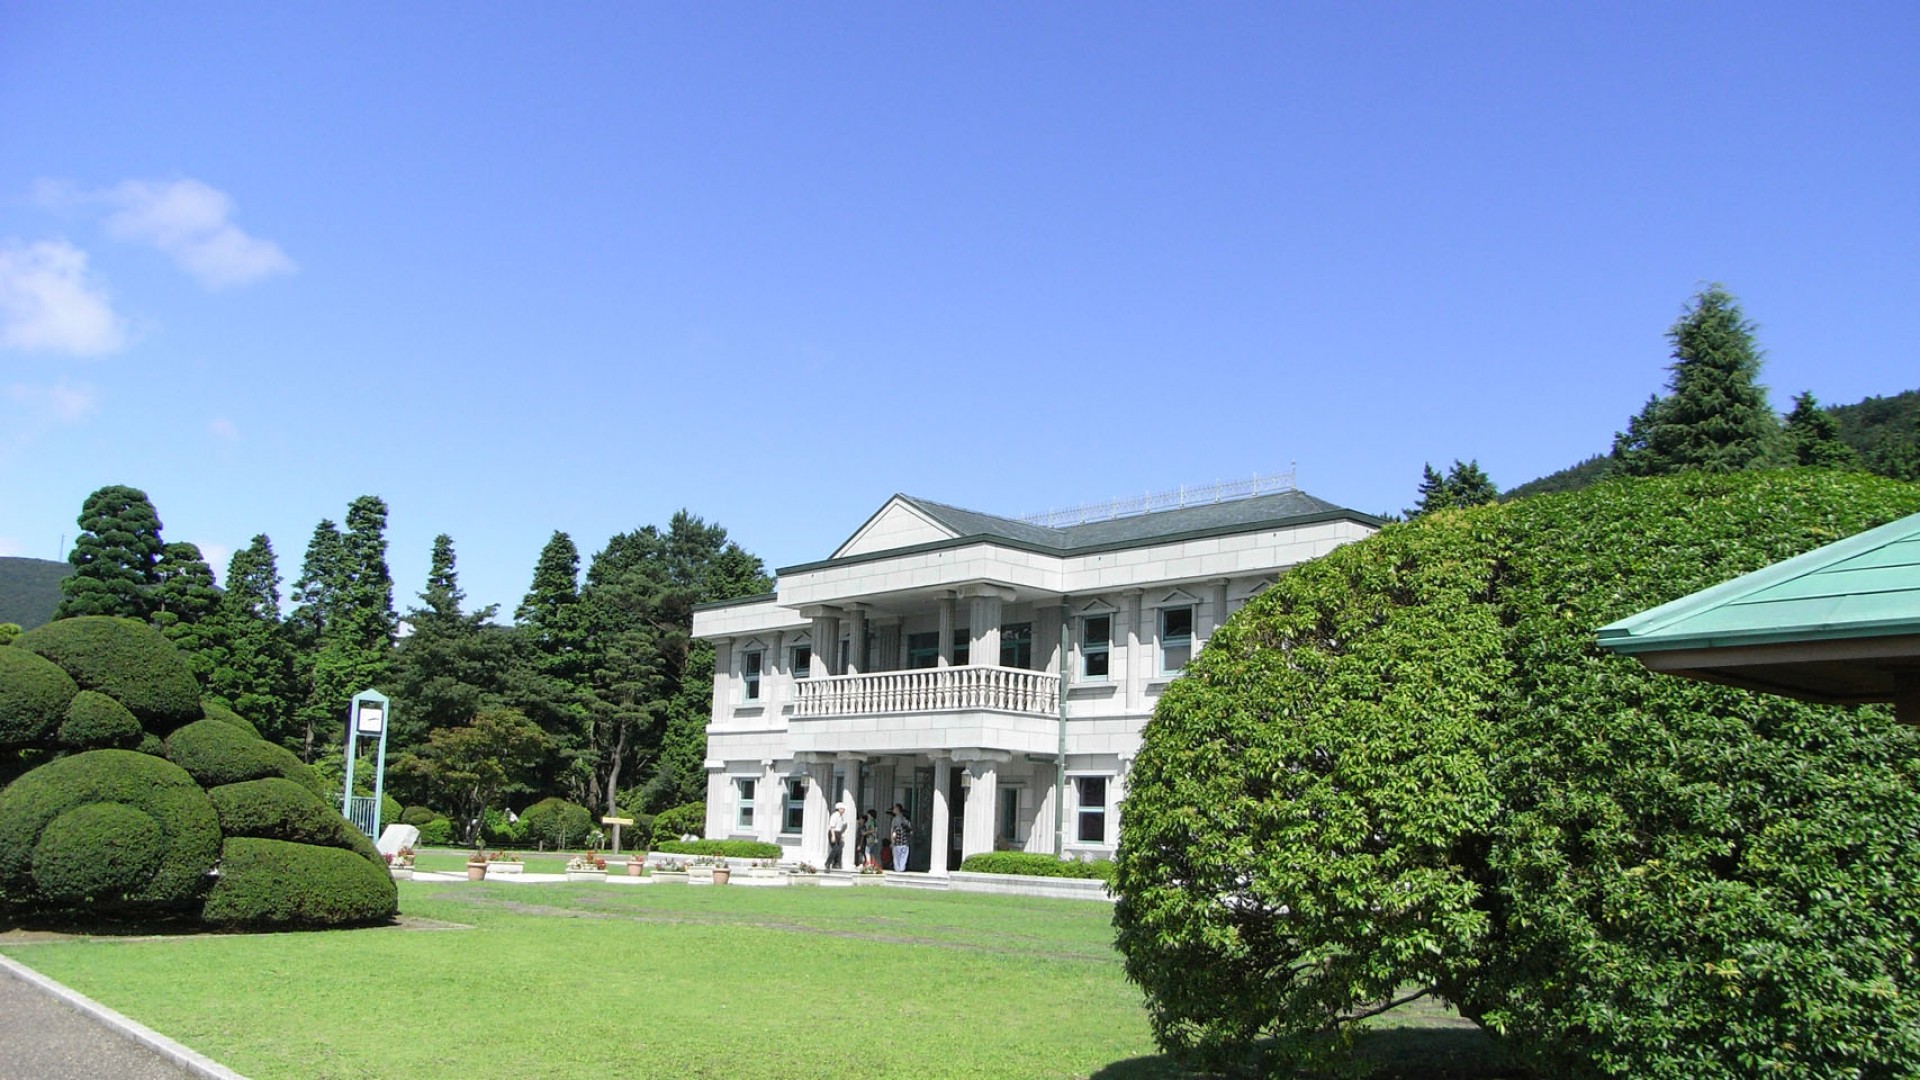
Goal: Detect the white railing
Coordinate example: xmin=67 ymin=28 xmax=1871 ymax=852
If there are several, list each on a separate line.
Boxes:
xmin=794 ymin=666 xmax=1060 ymax=719
xmin=1017 ymin=468 xmax=1297 ymax=528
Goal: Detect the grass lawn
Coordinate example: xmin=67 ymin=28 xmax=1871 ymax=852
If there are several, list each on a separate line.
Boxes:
xmin=0 ymin=883 xmax=1516 ymax=1079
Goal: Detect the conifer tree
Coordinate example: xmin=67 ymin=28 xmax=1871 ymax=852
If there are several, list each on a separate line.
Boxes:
xmin=1784 ymin=391 xmax=1859 ymax=468
xmin=1612 ymin=285 xmax=1784 ymax=476
xmin=288 ymin=497 xmax=397 ymax=762
xmin=511 ymin=531 xmax=592 ymax=795
xmin=151 ymin=542 xmax=222 ymax=688
xmin=1407 ymin=460 xmax=1499 ymax=519
xmin=392 ymin=534 xmax=513 ymax=750
xmin=208 ymin=536 xmax=298 ymax=748
xmin=56 ymin=484 xmax=165 ymax=619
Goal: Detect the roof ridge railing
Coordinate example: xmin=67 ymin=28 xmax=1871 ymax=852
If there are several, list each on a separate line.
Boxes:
xmin=1017 ymin=468 xmax=1298 ymax=528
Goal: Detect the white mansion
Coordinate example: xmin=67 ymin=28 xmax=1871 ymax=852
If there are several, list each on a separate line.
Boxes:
xmin=692 ymin=478 xmax=1379 ymax=873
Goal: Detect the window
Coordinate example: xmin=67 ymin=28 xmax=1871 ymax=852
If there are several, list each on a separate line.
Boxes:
xmin=736 ymin=779 xmax=756 ymax=830
xmin=907 ymin=631 xmax=940 ymax=669
xmin=1081 ymin=615 xmax=1111 ymax=680
xmin=952 ymin=629 xmax=970 ymax=666
xmin=1160 ymin=606 xmax=1194 ymax=674
xmin=783 ymin=778 xmax=807 ymax=834
xmin=790 ymin=645 xmax=811 ymax=680
xmin=1000 ymin=622 xmax=1033 ymax=669
xmin=741 ymin=649 xmax=763 ymax=700
xmin=997 ymin=787 xmax=1020 ymax=844
xmin=1075 ymin=777 xmax=1107 ymax=844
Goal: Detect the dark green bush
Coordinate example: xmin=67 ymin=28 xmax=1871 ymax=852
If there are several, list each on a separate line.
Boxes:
xmin=417 ymin=818 xmax=452 ymax=846
xmin=200 ymin=701 xmax=262 ymax=739
xmin=201 ymin=837 xmax=397 ymax=928
xmin=650 ymin=802 xmax=706 ymax=847
xmin=164 ymin=718 xmax=312 ymax=790
xmin=400 ymin=805 xmax=438 ymax=827
xmin=208 ymin=778 xmax=383 ymax=868
xmin=31 ymin=801 xmax=165 ymax=904
xmin=58 ymin=690 xmax=144 ymax=750
xmin=958 ymin=851 xmax=1113 ymax=880
xmin=15 ymin=617 xmax=201 ymax=732
xmin=1113 ymin=470 xmax=1920 ymax=1080
xmin=482 ymin=807 xmax=523 ymax=846
xmin=380 ymin=794 xmax=402 ymax=831
xmin=136 ymin=733 xmax=164 ymax=757
xmin=654 ymin=839 xmax=781 ymax=858
xmin=519 ymin=797 xmax=593 ymax=849
xmin=0 ymin=749 xmax=221 ymax=915
xmin=0 ymin=646 xmax=79 ymax=748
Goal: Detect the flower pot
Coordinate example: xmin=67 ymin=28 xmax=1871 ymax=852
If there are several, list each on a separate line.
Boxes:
xmin=390 ymin=866 xmax=414 ymax=880
xmin=466 ymin=862 xmax=487 ymax=881
xmin=625 ymin=861 xmax=647 ymax=877
xmin=712 ymin=867 xmax=731 ymax=885
xmin=688 ymin=866 xmax=714 ymax=884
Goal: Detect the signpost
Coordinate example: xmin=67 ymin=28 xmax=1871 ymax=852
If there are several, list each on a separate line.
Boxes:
xmin=341 ymin=690 xmax=392 ymax=839
xmin=603 ymin=816 xmax=634 ymax=855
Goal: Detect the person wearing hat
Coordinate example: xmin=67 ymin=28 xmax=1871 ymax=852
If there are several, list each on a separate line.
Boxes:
xmin=889 ymin=803 xmax=913 ymax=872
xmin=827 ymin=802 xmax=848 ymax=870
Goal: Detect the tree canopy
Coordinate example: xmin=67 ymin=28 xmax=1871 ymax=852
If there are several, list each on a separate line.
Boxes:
xmin=56 ymin=485 xmax=165 ymax=619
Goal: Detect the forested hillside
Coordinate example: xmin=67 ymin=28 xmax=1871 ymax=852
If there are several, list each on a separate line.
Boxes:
xmin=0 ymin=556 xmax=68 ymax=629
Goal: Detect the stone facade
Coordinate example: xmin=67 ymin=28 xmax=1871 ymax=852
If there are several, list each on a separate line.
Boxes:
xmin=690 ymin=486 xmax=1378 ymax=873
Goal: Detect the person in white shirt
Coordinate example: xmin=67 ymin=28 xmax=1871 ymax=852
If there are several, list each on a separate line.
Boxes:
xmin=827 ymin=803 xmax=848 ymax=869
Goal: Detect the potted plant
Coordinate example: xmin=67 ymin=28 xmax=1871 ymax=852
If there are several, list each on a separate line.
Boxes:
xmin=387 ymin=846 xmax=416 ymax=880
xmin=789 ymin=861 xmax=822 ymax=886
xmin=624 ymin=857 xmax=649 ymax=878
xmin=653 ymin=858 xmax=689 ymax=883
xmin=852 ymin=862 xmax=886 ymax=885
xmin=466 ymin=851 xmax=488 ymax=881
xmin=565 ymin=852 xmax=609 ymax=882
xmin=712 ymin=858 xmax=732 ymax=886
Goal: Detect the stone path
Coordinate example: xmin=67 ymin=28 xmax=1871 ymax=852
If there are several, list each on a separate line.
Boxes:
xmin=0 ymin=952 xmax=244 ymax=1080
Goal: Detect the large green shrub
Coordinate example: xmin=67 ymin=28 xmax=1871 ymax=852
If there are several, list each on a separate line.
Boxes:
xmin=201 ymin=837 xmax=397 ymax=928
xmin=417 ymin=817 xmax=453 ymax=846
xmin=164 ymin=719 xmax=314 ymax=790
xmin=1113 ymin=470 xmax=1920 ymax=1079
xmin=0 ymin=749 xmax=221 ymax=915
xmin=650 ymin=802 xmax=705 ymax=847
xmin=519 ymin=797 xmax=593 ymax=849
xmin=58 ymin=690 xmax=145 ymax=750
xmin=0 ymin=646 xmax=79 ymax=748
xmin=14 ymin=617 xmax=201 ymax=732
xmin=400 ymin=805 xmax=438 ymax=827
xmin=482 ymin=807 xmax=523 ymax=847
xmin=207 ymin=778 xmax=384 ymax=867
xmin=200 ymin=701 xmax=262 ymax=739
xmin=958 ymin=851 xmax=1113 ymax=881
xmin=654 ymin=839 xmax=781 ymax=859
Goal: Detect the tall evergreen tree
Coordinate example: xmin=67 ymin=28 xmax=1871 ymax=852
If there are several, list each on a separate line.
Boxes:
xmin=1784 ymin=391 xmax=1860 ymax=468
xmin=56 ymin=484 xmax=165 ymax=619
xmin=288 ymin=497 xmax=396 ymax=763
xmin=392 ymin=534 xmax=515 ymax=749
xmin=151 ymin=542 xmax=222 ymax=688
xmin=1611 ymin=285 xmax=1784 ymax=476
xmin=287 ymin=519 xmax=346 ymax=648
xmin=208 ymin=536 xmax=298 ymax=748
xmin=510 ymin=531 xmax=592 ymax=797
xmin=1407 ymin=460 xmax=1499 ymax=519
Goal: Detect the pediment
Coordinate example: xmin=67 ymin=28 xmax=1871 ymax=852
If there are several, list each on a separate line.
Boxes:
xmin=833 ymin=496 xmax=960 ymax=559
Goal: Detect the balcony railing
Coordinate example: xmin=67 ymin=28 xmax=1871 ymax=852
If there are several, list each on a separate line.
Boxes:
xmin=794 ymin=665 xmax=1060 ymax=719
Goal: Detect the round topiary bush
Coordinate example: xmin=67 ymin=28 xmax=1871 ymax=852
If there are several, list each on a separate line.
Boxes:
xmin=0 ymin=749 xmax=221 ymax=915
xmin=0 ymin=646 xmax=80 ymax=748
xmin=201 ymin=837 xmax=397 ymax=928
xmin=200 ymin=701 xmax=262 ymax=739
xmin=519 ymin=797 xmax=593 ymax=849
xmin=416 ymin=817 xmax=452 ymax=846
xmin=14 ymin=617 xmax=201 ymax=732
xmin=650 ymin=802 xmax=705 ymax=848
xmin=58 ymin=690 xmax=145 ymax=750
xmin=1113 ymin=470 xmax=1920 ymax=1080
xmin=164 ymin=718 xmax=312 ymax=790
xmin=208 ymin=778 xmax=384 ymax=867
xmin=400 ymin=805 xmax=438 ymax=827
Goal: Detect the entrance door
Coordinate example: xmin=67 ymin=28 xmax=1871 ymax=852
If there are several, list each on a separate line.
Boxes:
xmin=948 ymin=769 xmax=966 ymax=870
xmin=910 ymin=766 xmax=934 ymax=872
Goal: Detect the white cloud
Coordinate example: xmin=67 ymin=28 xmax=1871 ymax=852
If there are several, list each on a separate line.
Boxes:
xmin=9 ymin=379 xmax=98 ymax=423
xmin=0 ymin=240 xmax=127 ymax=355
xmin=100 ymin=179 xmax=295 ymax=290
xmin=208 ymin=416 xmax=241 ymax=442
xmin=194 ymin=541 xmax=231 ymax=583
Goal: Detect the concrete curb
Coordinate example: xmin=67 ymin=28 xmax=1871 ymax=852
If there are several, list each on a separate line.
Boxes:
xmin=0 ymin=951 xmax=249 ymax=1080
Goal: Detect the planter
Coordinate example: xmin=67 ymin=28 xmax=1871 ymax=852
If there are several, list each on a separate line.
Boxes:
xmin=851 ymin=873 xmax=886 ymax=886
xmin=744 ymin=867 xmax=781 ymax=880
xmin=788 ymin=874 xmax=822 ymax=886
xmin=688 ymin=866 xmax=715 ymax=885
xmin=624 ymin=861 xmax=647 ymax=877
xmin=487 ymin=862 xmax=523 ymax=875
xmin=653 ymin=871 xmax=689 ymax=884
xmin=466 ymin=862 xmax=487 ymax=881
xmin=712 ymin=867 xmax=731 ymax=885
xmin=389 ymin=866 xmax=414 ymax=880
xmin=565 ymin=870 xmax=609 ymax=883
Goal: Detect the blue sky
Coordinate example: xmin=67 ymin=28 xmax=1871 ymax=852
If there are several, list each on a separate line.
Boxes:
xmin=3 ymin=4 xmax=1915 ymax=618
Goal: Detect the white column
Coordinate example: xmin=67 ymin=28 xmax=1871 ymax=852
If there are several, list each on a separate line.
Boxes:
xmin=1112 ymin=755 xmax=1132 ymax=849
xmin=929 ymin=757 xmax=952 ymax=875
xmin=772 ymin=630 xmax=789 ymax=708
xmin=1033 ymin=777 xmax=1058 ymax=854
xmin=938 ymin=594 xmax=956 ymax=666
xmin=1209 ymin=578 xmax=1230 ymax=642
xmin=1125 ymin=590 xmax=1145 ymax=710
xmin=970 ymin=595 xmax=1002 ymax=669
xmin=759 ymin=759 xmax=779 ymax=844
xmin=801 ymin=761 xmax=833 ymax=865
xmin=811 ymin=615 xmax=840 ymax=675
xmin=711 ymin=639 xmax=733 ymax=717
xmin=962 ymin=761 xmax=998 ymax=861
xmin=846 ymin=608 xmax=867 ymax=676
xmin=838 ymin=756 xmax=861 ymax=869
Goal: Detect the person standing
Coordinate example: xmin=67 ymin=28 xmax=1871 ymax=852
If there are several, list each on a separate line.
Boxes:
xmin=827 ymin=803 xmax=847 ymax=870
xmin=890 ymin=803 xmax=913 ymax=872
xmin=861 ymin=808 xmax=880 ymax=869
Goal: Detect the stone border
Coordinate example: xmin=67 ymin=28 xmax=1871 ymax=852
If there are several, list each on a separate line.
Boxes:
xmin=0 ymin=950 xmax=249 ymax=1079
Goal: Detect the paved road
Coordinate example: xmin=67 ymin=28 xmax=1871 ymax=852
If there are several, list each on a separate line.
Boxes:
xmin=0 ymin=956 xmax=227 ymax=1080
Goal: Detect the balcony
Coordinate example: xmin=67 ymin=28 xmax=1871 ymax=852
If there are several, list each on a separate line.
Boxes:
xmin=794 ymin=665 xmax=1060 ymax=719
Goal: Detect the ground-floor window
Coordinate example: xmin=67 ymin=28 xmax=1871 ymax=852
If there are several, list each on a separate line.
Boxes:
xmin=1075 ymin=776 xmax=1107 ymax=843
xmin=997 ymin=786 xmax=1020 ymax=844
xmin=783 ymin=778 xmax=807 ymax=834
xmin=736 ymin=779 xmax=755 ymax=830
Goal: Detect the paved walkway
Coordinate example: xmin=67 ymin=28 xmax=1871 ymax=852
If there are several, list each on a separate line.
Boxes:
xmin=0 ymin=952 xmax=244 ymax=1080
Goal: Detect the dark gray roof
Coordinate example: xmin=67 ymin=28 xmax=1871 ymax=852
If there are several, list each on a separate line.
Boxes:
xmin=900 ymin=489 xmax=1360 ymax=551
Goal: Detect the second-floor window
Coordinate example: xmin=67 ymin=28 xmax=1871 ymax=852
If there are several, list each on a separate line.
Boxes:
xmin=1001 ymin=622 xmax=1033 ymax=669
xmin=1081 ymin=615 xmax=1111 ymax=680
xmin=952 ymin=628 xmax=970 ymax=666
xmin=1160 ymin=606 xmax=1194 ymax=674
xmin=741 ymin=650 xmax=763 ymax=700
xmin=790 ymin=645 xmax=810 ymax=680
xmin=907 ymin=632 xmax=940 ymax=669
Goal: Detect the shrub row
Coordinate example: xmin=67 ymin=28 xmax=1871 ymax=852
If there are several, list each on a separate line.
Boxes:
xmin=958 ymin=851 xmax=1114 ymax=881
xmin=654 ymin=839 xmax=781 ymax=859
xmin=416 ymin=818 xmax=453 ymax=846
xmin=201 ymin=837 xmax=397 ymax=928
xmin=650 ymin=802 xmax=705 ymax=847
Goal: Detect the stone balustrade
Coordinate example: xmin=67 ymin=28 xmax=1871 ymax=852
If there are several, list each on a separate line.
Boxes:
xmin=794 ymin=665 xmax=1060 ymax=718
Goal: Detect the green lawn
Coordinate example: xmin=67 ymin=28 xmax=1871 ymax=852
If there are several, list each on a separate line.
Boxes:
xmin=0 ymin=883 xmax=1513 ymax=1079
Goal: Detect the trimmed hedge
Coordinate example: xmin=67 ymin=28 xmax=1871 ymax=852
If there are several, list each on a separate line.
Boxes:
xmin=0 ymin=749 xmax=221 ymax=914
xmin=654 ymin=839 xmax=781 ymax=859
xmin=519 ymin=797 xmax=593 ymax=849
xmin=417 ymin=818 xmax=452 ymax=846
xmin=32 ymin=801 xmax=165 ymax=904
xmin=958 ymin=851 xmax=1113 ymax=881
xmin=164 ymin=719 xmax=312 ymax=790
xmin=650 ymin=802 xmax=706 ymax=847
xmin=58 ymin=690 xmax=144 ymax=750
xmin=201 ymin=837 xmax=397 ymax=928
xmin=399 ymin=805 xmax=438 ymax=827
xmin=15 ymin=617 xmax=201 ymax=732
xmin=200 ymin=701 xmax=262 ymax=739
xmin=208 ymin=778 xmax=383 ymax=866
xmin=0 ymin=646 xmax=79 ymax=748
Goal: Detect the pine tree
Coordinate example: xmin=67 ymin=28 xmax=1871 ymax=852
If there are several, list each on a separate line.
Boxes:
xmin=287 ymin=519 xmax=346 ymax=649
xmin=1407 ymin=460 xmax=1499 ymax=519
xmin=208 ymin=536 xmax=298 ymax=748
xmin=1612 ymin=285 xmax=1784 ymax=476
xmin=1784 ymin=391 xmax=1860 ymax=468
xmin=288 ymin=497 xmax=396 ymax=763
xmin=392 ymin=534 xmax=514 ymax=749
xmin=510 ymin=531 xmax=592 ymax=796
xmin=56 ymin=484 xmax=165 ymax=618
xmin=151 ymin=542 xmax=222 ymax=689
